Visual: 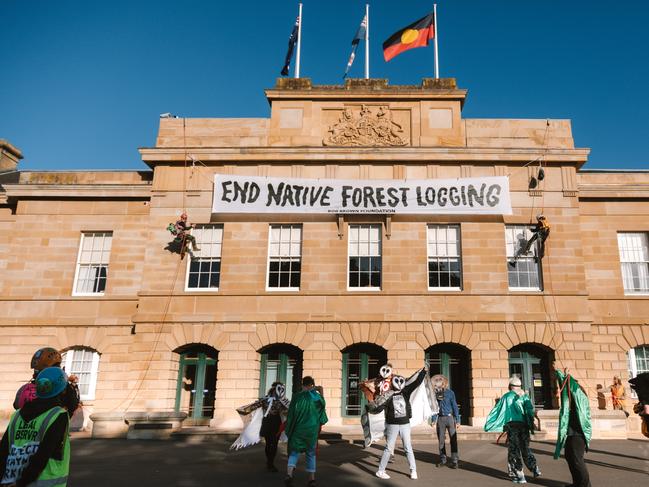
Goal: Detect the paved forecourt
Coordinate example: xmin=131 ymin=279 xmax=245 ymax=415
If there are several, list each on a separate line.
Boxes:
xmin=69 ymin=438 xmax=649 ymax=486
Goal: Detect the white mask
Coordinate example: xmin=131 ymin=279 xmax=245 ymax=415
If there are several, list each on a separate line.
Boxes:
xmin=274 ymin=384 xmax=286 ymax=398
xmin=392 ymin=375 xmax=406 ymax=392
xmin=379 ymin=365 xmax=392 ymax=379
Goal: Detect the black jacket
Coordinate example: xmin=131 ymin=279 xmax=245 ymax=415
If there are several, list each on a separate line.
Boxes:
xmin=0 ymin=397 xmax=69 ymax=487
xmin=369 ymin=369 xmax=427 ymax=425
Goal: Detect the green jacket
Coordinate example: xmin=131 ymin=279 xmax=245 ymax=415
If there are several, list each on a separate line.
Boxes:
xmin=484 ymin=390 xmax=534 ymax=432
xmin=554 ymin=370 xmax=592 ymax=459
xmin=285 ymin=389 xmax=328 ymax=453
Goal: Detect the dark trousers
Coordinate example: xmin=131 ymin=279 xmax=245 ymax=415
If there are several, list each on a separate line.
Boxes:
xmin=565 ymin=434 xmax=591 ymax=487
xmin=436 ymin=415 xmax=458 ymax=462
xmin=506 ymin=422 xmax=538 ymax=479
xmin=264 ymin=433 xmax=279 ymax=466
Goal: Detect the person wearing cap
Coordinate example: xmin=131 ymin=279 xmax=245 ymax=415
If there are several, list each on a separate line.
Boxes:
xmin=484 ymin=376 xmax=541 ymax=484
xmin=1 ymin=367 xmax=71 ymax=487
xmin=13 ymin=348 xmax=80 ymax=417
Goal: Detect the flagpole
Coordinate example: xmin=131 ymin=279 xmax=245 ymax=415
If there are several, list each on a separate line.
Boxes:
xmin=365 ymin=3 xmax=370 ymax=79
xmin=433 ymin=3 xmax=439 ymax=79
xmin=295 ymin=3 xmax=303 ymax=79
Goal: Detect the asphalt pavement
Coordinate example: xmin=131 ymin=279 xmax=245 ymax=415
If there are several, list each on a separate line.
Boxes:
xmin=69 ymin=437 xmax=649 ymax=486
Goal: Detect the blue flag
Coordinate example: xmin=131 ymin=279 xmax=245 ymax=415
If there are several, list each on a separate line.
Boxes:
xmin=281 ymin=17 xmax=300 ymax=76
xmin=343 ymin=14 xmax=367 ymax=78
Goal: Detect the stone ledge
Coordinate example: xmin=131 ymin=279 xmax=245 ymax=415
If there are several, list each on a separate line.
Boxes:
xmin=124 ymin=411 xmax=188 ymax=440
xmin=89 ymin=412 xmax=128 ymax=439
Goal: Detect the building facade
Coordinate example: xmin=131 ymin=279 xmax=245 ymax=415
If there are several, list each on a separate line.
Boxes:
xmin=1 ymin=79 xmax=648 ymax=435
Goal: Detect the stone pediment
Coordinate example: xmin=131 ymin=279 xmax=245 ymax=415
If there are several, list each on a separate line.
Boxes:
xmin=323 ymin=105 xmax=408 ymax=147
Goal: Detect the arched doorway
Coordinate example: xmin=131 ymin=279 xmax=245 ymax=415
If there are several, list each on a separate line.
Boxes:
xmin=174 ymin=344 xmax=218 ymax=424
xmin=508 ymin=344 xmax=555 ymax=409
xmin=426 ymin=344 xmax=471 ymax=425
xmin=259 ymin=344 xmax=303 ymax=400
xmin=342 ymin=343 xmax=387 ymax=417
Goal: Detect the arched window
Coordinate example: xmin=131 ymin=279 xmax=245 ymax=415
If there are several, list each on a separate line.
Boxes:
xmin=61 ymin=347 xmax=100 ymax=401
xmin=259 ymin=344 xmax=303 ymax=400
xmin=342 ymin=343 xmax=387 ymax=417
xmin=508 ymin=344 xmax=555 ymax=409
xmin=174 ymin=344 xmax=218 ymax=423
xmin=426 ymin=344 xmax=471 ymax=424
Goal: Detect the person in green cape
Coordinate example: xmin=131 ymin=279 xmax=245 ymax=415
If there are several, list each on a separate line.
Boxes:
xmin=284 ymin=376 xmax=328 ymax=487
xmin=553 ymin=365 xmax=592 ymax=487
xmin=484 ymin=376 xmax=541 ymax=484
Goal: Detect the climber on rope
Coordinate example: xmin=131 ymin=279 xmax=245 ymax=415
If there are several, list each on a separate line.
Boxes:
xmin=167 ymin=212 xmax=200 ymax=258
xmin=510 ymin=214 xmax=550 ymax=267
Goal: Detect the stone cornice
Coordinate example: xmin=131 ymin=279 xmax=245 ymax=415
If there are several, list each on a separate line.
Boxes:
xmin=2 ymin=183 xmax=151 ymax=199
xmin=578 ymin=183 xmax=649 ymax=199
xmin=139 ymin=147 xmax=590 ymax=165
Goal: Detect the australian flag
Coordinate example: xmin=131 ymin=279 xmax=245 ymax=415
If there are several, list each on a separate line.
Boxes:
xmin=343 ymin=14 xmax=367 ymax=78
xmin=281 ymin=17 xmax=300 ymax=76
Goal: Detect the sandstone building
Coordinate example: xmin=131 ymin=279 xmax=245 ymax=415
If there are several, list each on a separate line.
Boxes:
xmin=1 ymin=79 xmax=648 ymax=437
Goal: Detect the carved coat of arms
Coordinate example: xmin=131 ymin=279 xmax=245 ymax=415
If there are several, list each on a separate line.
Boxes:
xmin=324 ymin=105 xmax=407 ymax=147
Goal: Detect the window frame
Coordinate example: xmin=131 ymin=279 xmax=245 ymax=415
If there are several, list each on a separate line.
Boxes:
xmin=72 ymin=232 xmax=113 ymax=297
xmin=347 ymin=223 xmax=382 ymax=292
xmin=61 ymin=348 xmax=100 ymax=401
xmin=426 ymin=224 xmax=463 ymax=292
xmin=265 ymin=224 xmax=303 ymax=292
xmin=184 ymin=224 xmax=224 ymax=293
xmin=617 ymin=232 xmax=649 ymax=295
xmin=505 ymin=224 xmax=544 ymax=292
xmin=628 ymin=345 xmax=649 ymax=399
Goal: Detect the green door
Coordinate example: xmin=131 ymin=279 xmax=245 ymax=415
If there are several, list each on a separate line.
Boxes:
xmin=342 ymin=345 xmax=387 ymax=417
xmin=426 ymin=344 xmax=471 ymax=425
xmin=260 ymin=346 xmax=302 ymax=400
xmin=508 ymin=346 xmax=552 ymax=409
xmin=175 ymin=348 xmax=218 ymax=422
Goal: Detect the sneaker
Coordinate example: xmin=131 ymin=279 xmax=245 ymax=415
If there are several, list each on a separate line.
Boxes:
xmin=532 ymin=467 xmax=542 ymax=478
xmin=410 ymin=471 xmax=418 ymax=480
xmin=450 ymin=462 xmax=459 ymax=469
xmin=375 ymin=471 xmax=390 ymax=480
xmin=436 ymin=461 xmax=447 ymax=468
xmin=284 ymin=475 xmax=294 ymax=487
xmin=513 ymin=477 xmax=527 ymax=484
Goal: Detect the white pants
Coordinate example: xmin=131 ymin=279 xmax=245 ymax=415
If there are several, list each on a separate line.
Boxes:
xmin=378 ymin=423 xmax=416 ymax=472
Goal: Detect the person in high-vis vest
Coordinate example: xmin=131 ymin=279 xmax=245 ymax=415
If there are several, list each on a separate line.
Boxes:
xmin=0 ymin=367 xmax=71 ymax=487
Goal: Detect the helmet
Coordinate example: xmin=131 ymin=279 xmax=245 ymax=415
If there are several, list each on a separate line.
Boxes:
xmin=31 ymin=348 xmax=62 ymax=372
xmin=36 ymin=367 xmax=68 ymax=399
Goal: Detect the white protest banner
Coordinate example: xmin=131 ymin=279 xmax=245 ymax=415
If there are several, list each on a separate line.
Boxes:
xmin=212 ymin=175 xmax=512 ymax=215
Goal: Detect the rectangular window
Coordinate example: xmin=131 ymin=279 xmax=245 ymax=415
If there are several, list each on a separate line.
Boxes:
xmin=186 ymin=225 xmax=223 ymax=291
xmin=427 ymin=224 xmax=462 ymax=290
xmin=73 ymin=232 xmax=112 ymax=295
xmin=617 ymin=232 xmax=649 ymax=294
xmin=505 ymin=225 xmax=543 ymax=291
xmin=348 ymin=224 xmax=381 ymax=290
xmin=267 ymin=225 xmax=302 ymax=290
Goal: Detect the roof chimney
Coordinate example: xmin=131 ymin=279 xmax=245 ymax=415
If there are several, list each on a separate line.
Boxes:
xmin=0 ymin=140 xmax=23 ymax=171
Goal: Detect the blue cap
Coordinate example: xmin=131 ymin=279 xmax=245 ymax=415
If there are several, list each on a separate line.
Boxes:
xmin=36 ymin=367 xmax=68 ymax=399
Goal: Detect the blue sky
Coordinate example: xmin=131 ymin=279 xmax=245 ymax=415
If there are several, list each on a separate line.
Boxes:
xmin=2 ymin=0 xmax=648 ymax=171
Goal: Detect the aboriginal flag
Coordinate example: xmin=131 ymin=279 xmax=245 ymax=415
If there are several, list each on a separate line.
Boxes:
xmin=382 ymin=12 xmax=435 ymax=62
